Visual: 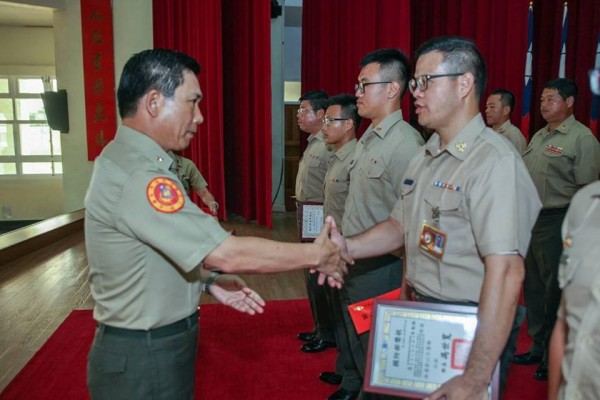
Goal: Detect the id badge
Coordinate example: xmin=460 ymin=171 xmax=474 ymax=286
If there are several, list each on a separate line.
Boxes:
xmin=419 ymin=223 xmax=447 ymax=259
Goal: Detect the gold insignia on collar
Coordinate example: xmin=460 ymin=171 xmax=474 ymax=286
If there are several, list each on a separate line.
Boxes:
xmin=157 ymin=156 xmax=164 ymax=162
xmin=563 ymin=236 xmax=572 ymax=249
xmin=455 ymin=142 xmax=467 ymax=152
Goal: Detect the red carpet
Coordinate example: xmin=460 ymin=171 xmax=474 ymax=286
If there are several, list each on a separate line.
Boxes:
xmin=1 ymin=299 xmax=546 ymax=400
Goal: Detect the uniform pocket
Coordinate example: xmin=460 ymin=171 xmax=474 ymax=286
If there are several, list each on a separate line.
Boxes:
xmin=88 ymin=346 xmax=127 ymax=374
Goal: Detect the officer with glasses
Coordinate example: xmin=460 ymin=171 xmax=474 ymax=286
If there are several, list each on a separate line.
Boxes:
xmin=333 ymin=48 xmax=423 ymax=400
xmin=330 ymin=36 xmax=541 ymax=400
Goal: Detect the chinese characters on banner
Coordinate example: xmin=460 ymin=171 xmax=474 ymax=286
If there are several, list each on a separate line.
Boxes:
xmin=81 ymin=0 xmax=116 ymax=161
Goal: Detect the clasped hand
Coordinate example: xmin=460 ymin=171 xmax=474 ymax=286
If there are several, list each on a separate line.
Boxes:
xmin=312 ymin=216 xmax=353 ymax=288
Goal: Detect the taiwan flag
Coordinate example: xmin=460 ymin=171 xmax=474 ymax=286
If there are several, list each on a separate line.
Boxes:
xmin=521 ymin=3 xmax=533 ymax=139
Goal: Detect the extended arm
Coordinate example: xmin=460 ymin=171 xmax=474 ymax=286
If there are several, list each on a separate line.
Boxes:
xmin=195 ymin=186 xmax=218 ymax=214
xmin=343 ymin=215 xmax=405 ymax=260
xmin=204 ymin=220 xmax=349 ymax=284
xmin=426 ymin=254 xmax=524 ymax=400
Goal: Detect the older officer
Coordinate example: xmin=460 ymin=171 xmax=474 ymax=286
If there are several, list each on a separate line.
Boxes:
xmin=516 ymin=78 xmax=600 ymax=381
xmin=85 ymin=49 xmax=346 ymax=399
xmin=330 ymin=37 xmax=541 ymax=400
xmin=485 ymin=88 xmax=527 ymax=153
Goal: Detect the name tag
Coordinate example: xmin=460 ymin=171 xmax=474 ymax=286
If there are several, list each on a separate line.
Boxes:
xmin=419 ymin=223 xmax=447 ymax=259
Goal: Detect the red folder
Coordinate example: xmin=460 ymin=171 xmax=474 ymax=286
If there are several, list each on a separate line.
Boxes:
xmin=347 ymin=288 xmax=401 ymax=335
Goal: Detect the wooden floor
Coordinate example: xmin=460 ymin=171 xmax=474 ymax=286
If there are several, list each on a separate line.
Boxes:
xmin=0 ymin=212 xmax=305 ymax=392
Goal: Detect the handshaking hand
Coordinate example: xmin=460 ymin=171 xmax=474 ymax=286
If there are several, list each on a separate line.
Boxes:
xmin=312 ymin=216 xmax=353 ymax=288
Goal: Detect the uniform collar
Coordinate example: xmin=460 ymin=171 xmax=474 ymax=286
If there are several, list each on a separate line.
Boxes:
xmin=308 ymin=130 xmax=326 ymax=143
xmin=333 ymin=138 xmax=357 ymax=161
xmin=425 ymin=113 xmax=486 ymax=161
xmin=365 ymin=109 xmax=403 ymax=139
xmin=115 ymin=125 xmax=173 ymax=172
xmin=496 ymin=119 xmax=513 ymax=133
xmin=544 ymin=114 xmax=576 ymax=135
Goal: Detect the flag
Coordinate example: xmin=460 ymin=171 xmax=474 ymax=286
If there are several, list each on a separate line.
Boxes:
xmin=521 ymin=2 xmax=534 ymax=138
xmin=558 ymin=2 xmax=568 ymax=78
xmin=590 ymin=34 xmax=600 ymax=138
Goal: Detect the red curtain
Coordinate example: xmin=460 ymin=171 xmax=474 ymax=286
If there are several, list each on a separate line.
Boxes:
xmin=303 ymin=0 xmax=600 ymax=139
xmin=221 ymin=0 xmax=273 ymax=227
xmin=301 ymin=0 xmax=412 ymax=138
xmin=530 ymin=0 xmax=600 ymax=137
xmin=153 ymin=0 xmax=227 ymax=220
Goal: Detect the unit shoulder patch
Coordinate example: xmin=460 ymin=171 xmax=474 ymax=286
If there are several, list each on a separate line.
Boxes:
xmin=146 ymin=177 xmax=185 ymax=213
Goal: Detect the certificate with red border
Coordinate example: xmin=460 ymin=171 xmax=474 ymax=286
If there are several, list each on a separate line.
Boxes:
xmin=364 ymin=300 xmax=499 ymax=399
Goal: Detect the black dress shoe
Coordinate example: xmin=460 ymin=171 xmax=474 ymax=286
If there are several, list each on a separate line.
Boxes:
xmin=327 ymin=388 xmax=358 ymax=400
xmin=533 ymin=361 xmax=548 ymax=381
xmin=298 ymin=331 xmax=317 ymax=342
xmin=301 ymin=338 xmax=336 ymax=353
xmin=319 ymin=371 xmax=342 ymax=385
xmin=511 ymin=352 xmax=543 ymax=365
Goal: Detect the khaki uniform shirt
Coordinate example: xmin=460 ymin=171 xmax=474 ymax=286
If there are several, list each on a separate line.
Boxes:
xmin=295 ymin=131 xmax=331 ymax=202
xmin=342 ymin=110 xmax=424 ymax=236
xmin=85 ymin=126 xmax=229 ymax=330
xmin=557 ymin=181 xmax=600 ymax=400
xmin=168 ymin=152 xmax=208 ymax=196
xmin=391 ymin=114 xmax=541 ymax=302
xmin=495 ymin=120 xmax=527 ymax=154
xmin=523 ymin=115 xmax=600 ymax=208
xmin=323 ymin=139 xmax=356 ymax=232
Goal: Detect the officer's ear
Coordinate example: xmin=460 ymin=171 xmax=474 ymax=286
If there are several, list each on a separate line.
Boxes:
xmin=565 ymin=95 xmax=575 ymax=108
xmin=458 ymin=72 xmax=475 ymax=99
xmin=144 ymin=89 xmax=163 ymax=118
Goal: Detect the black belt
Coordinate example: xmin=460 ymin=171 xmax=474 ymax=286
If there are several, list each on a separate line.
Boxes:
xmin=539 ymin=206 xmax=568 ymax=216
xmin=411 ymin=287 xmax=478 ymax=307
xmin=99 ymin=310 xmax=198 ymax=339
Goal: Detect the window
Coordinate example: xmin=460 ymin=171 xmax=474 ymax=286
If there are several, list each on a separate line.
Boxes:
xmin=0 ymin=76 xmax=62 ymax=176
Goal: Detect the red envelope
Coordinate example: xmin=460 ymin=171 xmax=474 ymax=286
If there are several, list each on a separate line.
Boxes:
xmin=347 ymin=288 xmax=401 ymax=335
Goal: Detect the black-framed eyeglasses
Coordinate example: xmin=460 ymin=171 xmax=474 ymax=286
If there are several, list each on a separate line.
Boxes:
xmin=408 ymin=73 xmax=465 ymax=94
xmin=322 ymin=116 xmax=350 ymax=127
xmin=297 ymin=106 xmax=314 ymax=113
xmin=354 ymin=81 xmax=392 ymax=94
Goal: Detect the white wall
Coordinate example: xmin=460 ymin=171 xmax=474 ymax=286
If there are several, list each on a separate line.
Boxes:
xmin=271 ymin=5 xmax=285 ymax=212
xmin=0 ymin=26 xmax=62 ymax=221
xmin=53 ymin=0 xmax=153 ymax=214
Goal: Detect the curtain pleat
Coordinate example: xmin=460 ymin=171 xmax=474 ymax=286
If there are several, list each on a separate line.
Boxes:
xmin=221 ymin=0 xmax=272 ymax=227
xmin=153 ymin=0 xmax=227 ymax=220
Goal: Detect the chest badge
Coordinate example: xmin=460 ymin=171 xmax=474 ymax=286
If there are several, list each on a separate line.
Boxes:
xmin=147 ymin=177 xmax=185 ymax=213
xmin=545 ymin=145 xmax=564 ymax=156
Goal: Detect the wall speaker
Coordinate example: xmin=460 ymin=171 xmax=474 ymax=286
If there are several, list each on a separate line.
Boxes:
xmin=41 ymin=89 xmax=69 ymax=133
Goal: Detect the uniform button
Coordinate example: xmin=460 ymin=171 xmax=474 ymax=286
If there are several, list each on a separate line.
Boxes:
xmin=586 ymin=336 xmax=594 ymax=346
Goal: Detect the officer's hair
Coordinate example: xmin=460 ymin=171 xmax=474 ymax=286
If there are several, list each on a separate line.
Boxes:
xmin=544 ymin=78 xmax=578 ymax=102
xmin=299 ymin=91 xmax=329 ymax=112
xmin=360 ymin=48 xmax=411 ymax=98
xmin=327 ymin=94 xmax=361 ymax=129
xmin=490 ymin=89 xmax=515 ymax=113
xmin=117 ymin=48 xmax=201 ymax=119
xmin=415 ymin=36 xmax=487 ymax=101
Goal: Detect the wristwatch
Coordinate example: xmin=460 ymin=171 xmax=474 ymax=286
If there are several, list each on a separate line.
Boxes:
xmin=204 ymin=270 xmax=221 ymax=295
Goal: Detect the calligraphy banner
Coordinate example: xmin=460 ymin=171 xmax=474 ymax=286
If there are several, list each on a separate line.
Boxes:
xmin=364 ymin=300 xmax=499 ymax=399
xmin=81 ymin=0 xmax=116 ymax=160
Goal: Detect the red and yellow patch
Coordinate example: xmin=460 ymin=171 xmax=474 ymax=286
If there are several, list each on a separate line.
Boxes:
xmin=146 ymin=177 xmax=185 ymax=213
